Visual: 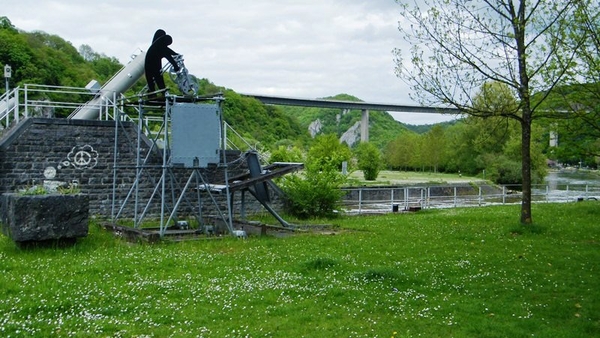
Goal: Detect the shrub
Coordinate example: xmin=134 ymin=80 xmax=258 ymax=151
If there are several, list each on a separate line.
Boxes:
xmin=307 ymin=134 xmax=352 ymax=171
xmin=354 ymin=142 xmax=382 ymax=181
xmin=269 ymin=145 xmax=304 ymax=163
xmin=280 ymin=160 xmax=346 ymax=219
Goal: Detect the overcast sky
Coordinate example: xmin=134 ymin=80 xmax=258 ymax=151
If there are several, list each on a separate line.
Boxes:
xmin=3 ymin=0 xmax=458 ymax=125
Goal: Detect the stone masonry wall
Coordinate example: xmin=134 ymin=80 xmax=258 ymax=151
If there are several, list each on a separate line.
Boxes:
xmin=0 ymin=118 xmax=269 ymax=220
xmin=0 ymin=118 xmax=150 ymax=216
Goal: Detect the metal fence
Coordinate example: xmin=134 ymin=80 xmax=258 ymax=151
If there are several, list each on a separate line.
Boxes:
xmin=340 ymin=183 xmax=600 ymax=214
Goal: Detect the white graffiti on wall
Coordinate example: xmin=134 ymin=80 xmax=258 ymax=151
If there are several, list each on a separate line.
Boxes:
xmin=58 ymin=145 xmax=99 ymax=170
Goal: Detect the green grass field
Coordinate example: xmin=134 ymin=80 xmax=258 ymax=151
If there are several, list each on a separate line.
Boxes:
xmin=1 ymin=202 xmax=599 ymax=337
xmin=347 ymin=170 xmax=482 ymax=186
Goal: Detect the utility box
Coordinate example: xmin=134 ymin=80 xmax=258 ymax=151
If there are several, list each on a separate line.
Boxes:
xmin=171 ymin=103 xmax=221 ymax=168
xmin=85 ymin=80 xmax=101 ymax=93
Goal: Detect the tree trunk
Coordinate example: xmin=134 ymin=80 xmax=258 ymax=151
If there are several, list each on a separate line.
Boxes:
xmin=515 ymin=0 xmax=532 ymax=225
xmin=520 ymin=118 xmax=533 ymax=224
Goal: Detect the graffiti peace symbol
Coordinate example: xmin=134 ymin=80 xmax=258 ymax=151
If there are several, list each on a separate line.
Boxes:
xmin=58 ymin=144 xmax=99 ymax=170
xmin=73 ymin=150 xmax=92 ymax=166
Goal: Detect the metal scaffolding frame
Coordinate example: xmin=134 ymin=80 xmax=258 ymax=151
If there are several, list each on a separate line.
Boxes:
xmin=110 ymin=93 xmax=234 ymax=237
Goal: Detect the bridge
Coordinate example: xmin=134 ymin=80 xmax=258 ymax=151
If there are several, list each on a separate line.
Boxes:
xmin=241 ymin=94 xmax=461 ymax=142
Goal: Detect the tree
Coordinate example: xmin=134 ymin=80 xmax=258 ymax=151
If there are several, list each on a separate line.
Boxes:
xmin=269 ymin=145 xmax=304 ymax=163
xmin=422 ymin=125 xmax=446 ymax=172
xmin=444 ymin=122 xmax=479 ymax=174
xmin=384 ymin=132 xmax=420 ymax=171
xmin=307 ymin=133 xmax=353 ymax=171
xmin=550 ymin=114 xmax=599 ymax=167
xmin=78 ymin=44 xmax=97 ymax=62
xmin=546 ymin=1 xmax=600 ymax=163
xmin=354 ymin=142 xmax=382 ymax=180
xmin=0 ymin=16 xmax=16 ymax=31
xmin=394 ymin=0 xmax=581 ymax=224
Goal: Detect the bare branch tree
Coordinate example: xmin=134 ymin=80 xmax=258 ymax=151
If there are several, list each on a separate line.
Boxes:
xmin=394 ymin=0 xmax=580 ymax=224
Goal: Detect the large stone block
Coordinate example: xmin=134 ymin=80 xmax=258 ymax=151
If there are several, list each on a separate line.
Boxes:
xmin=0 ymin=193 xmax=89 ymax=242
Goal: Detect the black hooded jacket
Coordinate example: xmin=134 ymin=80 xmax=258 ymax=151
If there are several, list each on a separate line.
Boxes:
xmin=152 ymin=29 xmax=166 ymax=43
xmin=145 ymin=34 xmax=179 ymax=74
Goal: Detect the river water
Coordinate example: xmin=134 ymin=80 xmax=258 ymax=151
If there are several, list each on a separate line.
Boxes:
xmin=342 ymin=169 xmax=600 ymax=214
xmin=544 ymin=169 xmax=600 ymax=189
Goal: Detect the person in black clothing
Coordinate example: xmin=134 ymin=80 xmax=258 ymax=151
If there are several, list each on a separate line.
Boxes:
xmin=145 ymin=29 xmax=180 ymax=96
xmin=151 ymin=29 xmax=166 ymax=44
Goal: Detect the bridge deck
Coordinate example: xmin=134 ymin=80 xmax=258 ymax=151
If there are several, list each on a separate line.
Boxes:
xmin=242 ymin=94 xmax=460 ymax=114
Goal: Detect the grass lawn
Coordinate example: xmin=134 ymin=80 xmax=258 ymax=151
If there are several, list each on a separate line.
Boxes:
xmin=1 ymin=201 xmax=599 ymax=337
xmin=347 ymin=170 xmax=482 ymax=186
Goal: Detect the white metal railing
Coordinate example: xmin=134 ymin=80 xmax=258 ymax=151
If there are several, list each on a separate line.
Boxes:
xmin=1 ymin=84 xmax=117 ymax=132
xmin=341 ymin=183 xmax=600 ymax=214
xmin=1 ymin=87 xmax=20 ymax=129
xmin=1 ymin=84 xmax=260 ymax=160
xmin=0 ymin=84 xmax=172 ymax=137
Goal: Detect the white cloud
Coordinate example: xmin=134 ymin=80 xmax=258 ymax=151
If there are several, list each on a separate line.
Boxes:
xmin=3 ymin=0 xmax=455 ymax=124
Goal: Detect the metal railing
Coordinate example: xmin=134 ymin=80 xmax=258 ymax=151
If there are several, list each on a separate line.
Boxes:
xmin=341 ymin=183 xmax=600 ymax=214
xmin=0 ymin=84 xmax=261 ymax=158
xmin=1 ymin=87 xmax=21 ymax=129
xmin=0 ymin=84 xmax=119 ymax=131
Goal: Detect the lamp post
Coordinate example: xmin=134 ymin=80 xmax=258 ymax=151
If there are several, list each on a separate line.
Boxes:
xmin=4 ymin=64 xmax=11 ymax=123
xmin=3 ymin=64 xmax=10 ymax=93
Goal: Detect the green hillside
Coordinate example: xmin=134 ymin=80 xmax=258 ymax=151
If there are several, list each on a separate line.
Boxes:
xmin=279 ymin=93 xmax=413 ymax=149
xmin=0 ymin=17 xmax=122 ymax=88
xmin=0 ymin=18 xmax=414 ymax=152
xmin=0 ymin=17 xmax=310 ymax=150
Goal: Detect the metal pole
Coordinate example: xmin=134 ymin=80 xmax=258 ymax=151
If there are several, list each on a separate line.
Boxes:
xmin=164 ymin=171 xmax=197 ymax=229
xmin=4 ymin=77 xmax=7 ymax=122
xmin=586 ymin=184 xmax=589 ymax=199
xmin=134 ymin=98 xmax=143 ymax=226
xmin=24 ymin=84 xmax=28 ymax=118
xmin=4 ymin=75 xmax=7 ymax=109
xmin=160 ymin=100 xmax=170 ymax=236
xmin=224 ymin=120 xmax=228 ymax=150
xmin=110 ymin=99 xmax=120 ymax=222
xmin=218 ymin=97 xmax=234 ymax=234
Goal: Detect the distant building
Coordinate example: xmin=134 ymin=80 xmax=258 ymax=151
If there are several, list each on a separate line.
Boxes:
xmin=549 ymin=130 xmax=558 ymax=147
